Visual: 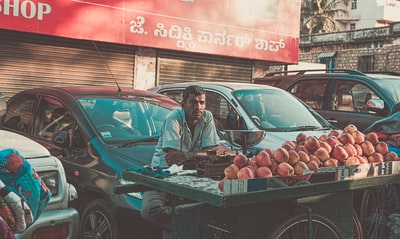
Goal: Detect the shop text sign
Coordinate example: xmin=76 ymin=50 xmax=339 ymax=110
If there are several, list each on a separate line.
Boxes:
xmin=0 ymin=0 xmax=301 ymax=63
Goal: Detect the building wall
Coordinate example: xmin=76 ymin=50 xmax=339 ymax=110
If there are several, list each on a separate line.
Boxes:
xmin=349 ymin=0 xmax=380 ymax=29
xmin=297 ymin=21 xmax=400 ymax=72
xmin=333 ymin=0 xmax=400 ymax=31
xmin=299 ymin=43 xmax=400 ymax=72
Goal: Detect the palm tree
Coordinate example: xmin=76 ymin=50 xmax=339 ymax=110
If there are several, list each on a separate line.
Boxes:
xmin=301 ymin=0 xmax=350 ymax=34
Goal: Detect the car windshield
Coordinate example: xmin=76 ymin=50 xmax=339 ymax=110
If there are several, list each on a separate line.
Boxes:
xmin=234 ymin=89 xmax=326 ymax=131
xmin=374 ymin=78 xmax=400 ymax=103
xmin=78 ymin=97 xmax=174 ymax=143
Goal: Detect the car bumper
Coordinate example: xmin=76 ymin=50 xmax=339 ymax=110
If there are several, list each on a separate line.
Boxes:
xmin=15 ymin=207 xmax=80 ymax=239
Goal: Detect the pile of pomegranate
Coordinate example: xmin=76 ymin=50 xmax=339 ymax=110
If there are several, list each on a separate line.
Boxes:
xmin=218 ymin=124 xmax=399 ymax=192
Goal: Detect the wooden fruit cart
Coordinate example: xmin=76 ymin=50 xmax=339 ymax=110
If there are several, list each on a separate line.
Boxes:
xmin=116 ymin=131 xmax=400 ymax=239
xmin=119 ymin=163 xmax=400 ymax=239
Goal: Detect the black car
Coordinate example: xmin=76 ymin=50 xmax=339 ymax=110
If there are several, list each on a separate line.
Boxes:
xmin=253 ymin=69 xmax=400 ymax=131
xmin=0 ymin=86 xmax=180 ymax=239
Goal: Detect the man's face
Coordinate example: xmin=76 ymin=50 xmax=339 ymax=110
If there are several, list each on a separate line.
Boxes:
xmin=182 ymin=93 xmax=206 ymax=121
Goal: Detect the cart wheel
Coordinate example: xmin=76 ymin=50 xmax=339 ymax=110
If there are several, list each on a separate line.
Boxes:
xmin=352 ymin=210 xmax=363 ymax=239
xmin=360 ymin=184 xmax=400 ymax=239
xmin=266 ymin=213 xmax=344 ymax=239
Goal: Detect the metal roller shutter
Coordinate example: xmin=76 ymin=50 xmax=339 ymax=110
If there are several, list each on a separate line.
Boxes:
xmin=158 ymin=51 xmax=253 ymax=85
xmin=0 ymin=29 xmax=135 ymax=100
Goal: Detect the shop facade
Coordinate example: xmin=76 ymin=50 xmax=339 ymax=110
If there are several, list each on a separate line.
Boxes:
xmin=0 ymin=0 xmax=301 ymax=99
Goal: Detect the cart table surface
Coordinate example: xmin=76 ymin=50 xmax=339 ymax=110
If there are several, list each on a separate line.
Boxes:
xmin=122 ymin=170 xmax=400 ymax=208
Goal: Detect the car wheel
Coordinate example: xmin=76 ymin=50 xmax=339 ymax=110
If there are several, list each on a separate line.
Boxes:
xmin=81 ymin=198 xmax=118 ymax=239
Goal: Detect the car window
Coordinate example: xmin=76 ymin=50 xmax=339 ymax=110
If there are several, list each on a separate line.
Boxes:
xmin=3 ymin=94 xmax=35 ymax=133
xmin=159 ymin=89 xmax=239 ymax=131
xmin=333 ymin=80 xmax=380 ymax=114
xmin=374 ymin=78 xmax=400 ymax=103
xmin=33 ymin=96 xmax=86 ymax=149
xmin=287 ymin=79 xmax=328 ymax=110
xmin=206 ymin=91 xmax=238 ymax=131
xmin=238 ymin=92 xmax=266 ymax=125
xmin=78 ymin=97 xmax=170 ymax=142
xmin=235 ymin=89 xmax=324 ymax=129
xmin=35 ymin=96 xmax=69 ymax=140
xmin=159 ymin=90 xmax=183 ymax=104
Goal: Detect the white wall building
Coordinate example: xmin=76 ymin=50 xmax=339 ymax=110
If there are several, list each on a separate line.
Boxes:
xmin=335 ymin=0 xmax=400 ymax=30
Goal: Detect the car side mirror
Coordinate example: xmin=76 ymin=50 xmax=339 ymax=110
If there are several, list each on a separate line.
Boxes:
xmin=366 ymin=99 xmax=384 ymax=111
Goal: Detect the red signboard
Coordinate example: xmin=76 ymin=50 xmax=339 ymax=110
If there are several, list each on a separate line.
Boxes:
xmin=0 ymin=0 xmax=301 ymax=63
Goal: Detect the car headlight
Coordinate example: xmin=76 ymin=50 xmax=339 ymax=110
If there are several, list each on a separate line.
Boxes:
xmin=119 ymin=178 xmax=143 ymax=200
xmin=40 ymin=171 xmax=59 ymax=196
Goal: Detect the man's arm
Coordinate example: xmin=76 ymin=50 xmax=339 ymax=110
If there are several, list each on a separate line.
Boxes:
xmin=164 ymin=149 xmax=197 ymax=166
xmin=164 ymin=144 xmax=227 ymax=166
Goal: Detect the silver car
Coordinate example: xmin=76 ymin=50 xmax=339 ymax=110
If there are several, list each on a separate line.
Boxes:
xmin=149 ymin=82 xmax=336 ymax=154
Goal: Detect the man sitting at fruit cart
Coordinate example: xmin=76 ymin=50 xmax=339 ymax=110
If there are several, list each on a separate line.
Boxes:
xmin=140 ymin=85 xmax=219 ymax=237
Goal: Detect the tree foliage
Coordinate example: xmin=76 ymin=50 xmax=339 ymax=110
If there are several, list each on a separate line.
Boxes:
xmin=301 ymin=0 xmax=350 ymax=34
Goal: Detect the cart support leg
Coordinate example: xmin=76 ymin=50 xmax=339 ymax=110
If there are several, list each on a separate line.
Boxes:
xmin=298 ymin=205 xmax=314 ymax=239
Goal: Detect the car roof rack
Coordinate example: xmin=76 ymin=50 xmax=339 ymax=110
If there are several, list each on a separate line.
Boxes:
xmin=364 ymin=71 xmax=400 ymax=76
xmin=264 ymin=68 xmax=366 ymax=76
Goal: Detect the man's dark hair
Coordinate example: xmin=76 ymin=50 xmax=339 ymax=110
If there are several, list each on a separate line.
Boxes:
xmin=182 ymin=85 xmax=205 ymax=102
